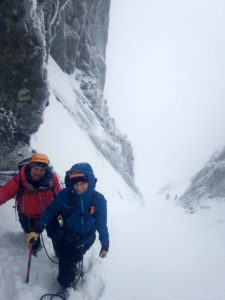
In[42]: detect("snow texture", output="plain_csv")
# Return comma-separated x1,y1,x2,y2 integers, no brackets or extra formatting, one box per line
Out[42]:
0,58,224,300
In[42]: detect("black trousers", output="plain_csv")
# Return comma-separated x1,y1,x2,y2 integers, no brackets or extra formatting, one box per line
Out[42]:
18,214,60,253
57,236,95,288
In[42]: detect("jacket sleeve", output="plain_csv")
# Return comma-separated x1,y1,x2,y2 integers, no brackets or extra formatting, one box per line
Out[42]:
0,174,20,205
95,195,109,251
39,190,64,228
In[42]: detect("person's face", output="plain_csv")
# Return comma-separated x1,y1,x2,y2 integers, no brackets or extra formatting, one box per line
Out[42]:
30,166,46,181
73,181,88,195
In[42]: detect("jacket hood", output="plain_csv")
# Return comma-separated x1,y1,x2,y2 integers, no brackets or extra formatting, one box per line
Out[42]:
67,163,97,196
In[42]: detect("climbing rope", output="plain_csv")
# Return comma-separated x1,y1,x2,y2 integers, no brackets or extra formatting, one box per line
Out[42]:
40,291,67,300
40,234,58,264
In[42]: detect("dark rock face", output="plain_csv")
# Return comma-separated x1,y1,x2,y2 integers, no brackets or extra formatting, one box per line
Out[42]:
0,0,111,169
50,0,110,98
180,147,225,211
0,0,49,168
0,0,136,192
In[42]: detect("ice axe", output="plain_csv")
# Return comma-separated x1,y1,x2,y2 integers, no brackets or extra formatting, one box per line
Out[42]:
25,244,33,283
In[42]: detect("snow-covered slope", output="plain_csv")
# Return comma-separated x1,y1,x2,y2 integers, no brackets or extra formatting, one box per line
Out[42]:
1,188,225,299
43,57,138,193
180,146,225,211
0,59,225,300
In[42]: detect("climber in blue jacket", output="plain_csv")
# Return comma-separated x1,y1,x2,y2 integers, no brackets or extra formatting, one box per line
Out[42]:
31,162,109,288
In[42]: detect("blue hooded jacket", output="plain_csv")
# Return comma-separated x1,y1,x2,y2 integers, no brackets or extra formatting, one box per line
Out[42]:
39,163,109,251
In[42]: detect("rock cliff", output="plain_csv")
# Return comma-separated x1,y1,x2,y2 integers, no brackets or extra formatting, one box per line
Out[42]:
180,147,225,211
0,0,136,191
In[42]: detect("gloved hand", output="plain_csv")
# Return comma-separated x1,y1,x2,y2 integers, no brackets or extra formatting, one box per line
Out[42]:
25,232,39,248
99,249,108,258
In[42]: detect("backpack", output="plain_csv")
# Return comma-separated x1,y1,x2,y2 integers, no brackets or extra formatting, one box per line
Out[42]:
17,157,32,170
9,157,32,217
16,157,32,197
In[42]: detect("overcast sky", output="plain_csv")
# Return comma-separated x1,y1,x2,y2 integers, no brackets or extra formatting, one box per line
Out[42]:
104,0,225,197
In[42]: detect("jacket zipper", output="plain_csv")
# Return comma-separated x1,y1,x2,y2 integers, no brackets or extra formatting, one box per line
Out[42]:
80,196,84,232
